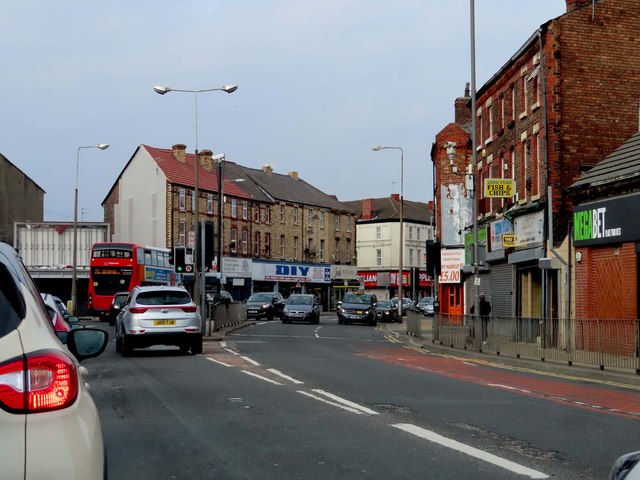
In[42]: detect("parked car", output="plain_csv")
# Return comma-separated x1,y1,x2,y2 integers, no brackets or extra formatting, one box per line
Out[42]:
40,292,83,343
0,242,109,479
246,292,285,320
609,451,640,479
376,299,400,323
417,296,435,316
115,285,202,355
391,297,413,315
206,290,234,304
107,291,130,326
337,291,378,326
281,294,320,324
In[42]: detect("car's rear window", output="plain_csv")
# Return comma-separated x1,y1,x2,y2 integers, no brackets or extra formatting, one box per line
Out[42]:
249,293,272,302
136,291,191,306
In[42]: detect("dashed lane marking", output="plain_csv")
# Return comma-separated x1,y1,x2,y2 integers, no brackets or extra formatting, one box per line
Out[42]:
267,368,305,384
241,370,284,385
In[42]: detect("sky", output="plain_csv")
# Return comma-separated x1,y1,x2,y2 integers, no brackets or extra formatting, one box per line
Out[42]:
1,0,567,222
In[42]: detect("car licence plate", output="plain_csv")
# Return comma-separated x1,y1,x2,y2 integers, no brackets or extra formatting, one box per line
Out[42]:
154,320,176,326
248,310,258,314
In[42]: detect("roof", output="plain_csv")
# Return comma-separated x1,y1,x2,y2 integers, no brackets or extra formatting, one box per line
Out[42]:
343,197,433,224
0,153,45,193
570,131,640,190
143,145,249,198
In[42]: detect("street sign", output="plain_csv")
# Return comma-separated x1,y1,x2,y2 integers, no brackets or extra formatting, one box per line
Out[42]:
484,178,514,198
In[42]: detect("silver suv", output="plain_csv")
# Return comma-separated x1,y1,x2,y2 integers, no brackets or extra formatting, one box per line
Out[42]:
115,285,202,355
0,242,109,479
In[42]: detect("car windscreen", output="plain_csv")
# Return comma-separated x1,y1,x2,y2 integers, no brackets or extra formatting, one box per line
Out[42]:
136,291,191,306
420,297,434,304
343,293,371,304
288,296,312,306
249,293,272,302
378,300,392,308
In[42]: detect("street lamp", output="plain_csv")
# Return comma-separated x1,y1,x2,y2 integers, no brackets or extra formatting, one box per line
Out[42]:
212,153,225,308
72,143,109,316
154,84,238,328
372,145,404,319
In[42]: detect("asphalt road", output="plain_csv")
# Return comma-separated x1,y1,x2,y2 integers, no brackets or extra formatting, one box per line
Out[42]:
86,314,640,479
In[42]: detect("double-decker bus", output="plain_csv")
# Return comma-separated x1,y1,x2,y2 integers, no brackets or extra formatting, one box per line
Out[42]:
88,242,173,319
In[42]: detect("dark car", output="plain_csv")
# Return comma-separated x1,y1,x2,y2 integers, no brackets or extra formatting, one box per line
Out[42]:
417,296,435,316
246,292,285,320
107,291,129,326
391,297,413,315
376,299,400,323
281,294,320,324
337,292,378,326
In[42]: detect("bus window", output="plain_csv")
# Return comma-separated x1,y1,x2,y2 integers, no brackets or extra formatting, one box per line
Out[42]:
144,250,152,266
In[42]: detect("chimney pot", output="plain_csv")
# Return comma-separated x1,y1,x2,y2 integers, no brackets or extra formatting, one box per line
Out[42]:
172,144,187,163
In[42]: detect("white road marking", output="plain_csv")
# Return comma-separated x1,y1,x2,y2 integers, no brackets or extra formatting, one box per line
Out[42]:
220,341,227,348
463,362,477,367
224,348,240,356
488,384,532,394
207,358,233,367
297,391,365,415
314,326,322,338
392,423,549,479
311,389,379,415
241,356,261,366
241,370,284,385
267,368,305,384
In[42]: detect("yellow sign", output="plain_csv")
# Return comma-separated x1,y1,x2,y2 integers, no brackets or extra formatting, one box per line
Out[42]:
502,234,516,248
484,178,514,198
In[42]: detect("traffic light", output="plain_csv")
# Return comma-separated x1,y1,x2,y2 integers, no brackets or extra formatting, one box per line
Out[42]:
168,248,174,266
174,246,186,273
195,221,215,272
425,240,441,277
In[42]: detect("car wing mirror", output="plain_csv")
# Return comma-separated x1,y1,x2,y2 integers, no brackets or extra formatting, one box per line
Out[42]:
65,315,80,324
66,328,109,362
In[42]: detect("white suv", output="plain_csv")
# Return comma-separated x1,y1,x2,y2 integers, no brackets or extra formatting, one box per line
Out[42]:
0,242,109,479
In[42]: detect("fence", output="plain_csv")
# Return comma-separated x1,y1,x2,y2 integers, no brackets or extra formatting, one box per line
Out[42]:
205,302,247,334
433,313,640,375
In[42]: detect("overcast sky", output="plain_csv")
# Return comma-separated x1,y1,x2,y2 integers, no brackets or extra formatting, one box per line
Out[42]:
1,0,566,222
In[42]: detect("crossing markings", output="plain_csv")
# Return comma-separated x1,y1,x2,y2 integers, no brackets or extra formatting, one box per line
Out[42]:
393,424,549,479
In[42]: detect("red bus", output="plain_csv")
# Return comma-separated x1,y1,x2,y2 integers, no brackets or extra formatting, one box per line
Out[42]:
88,242,173,319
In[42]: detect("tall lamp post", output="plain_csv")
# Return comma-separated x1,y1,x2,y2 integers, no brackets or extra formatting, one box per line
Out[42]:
469,0,480,332
372,145,404,319
72,143,109,316
212,153,225,301
154,84,237,324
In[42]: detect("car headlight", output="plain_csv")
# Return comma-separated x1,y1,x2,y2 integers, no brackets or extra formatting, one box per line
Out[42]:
260,304,270,310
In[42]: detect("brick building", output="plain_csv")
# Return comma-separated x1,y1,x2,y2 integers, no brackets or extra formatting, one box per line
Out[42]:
431,0,640,321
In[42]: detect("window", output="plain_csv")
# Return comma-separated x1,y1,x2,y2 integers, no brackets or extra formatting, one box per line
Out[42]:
231,199,237,218
242,230,248,254
293,206,299,225
346,239,351,261
253,205,260,222
320,239,325,261
417,228,421,241
511,84,516,122
320,211,325,229
179,188,186,212
346,216,351,232
376,249,382,266
335,239,340,261
534,133,541,195
521,74,528,115
280,204,285,223
376,226,381,240
242,201,248,220
231,228,238,253
280,235,285,258
307,208,313,226
499,95,505,130
409,248,414,265
478,112,483,145
265,207,271,224
293,236,299,258
265,233,271,256
254,231,260,256
335,215,340,231
521,140,529,199
409,226,413,240
207,194,213,215
192,190,196,213
417,249,422,267
178,221,186,246
488,104,494,141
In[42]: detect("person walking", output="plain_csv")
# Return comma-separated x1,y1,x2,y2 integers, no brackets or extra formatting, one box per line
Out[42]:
470,293,491,343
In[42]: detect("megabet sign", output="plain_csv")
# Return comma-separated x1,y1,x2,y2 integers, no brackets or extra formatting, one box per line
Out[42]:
573,195,640,246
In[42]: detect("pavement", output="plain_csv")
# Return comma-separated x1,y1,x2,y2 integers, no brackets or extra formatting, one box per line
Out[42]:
204,312,640,389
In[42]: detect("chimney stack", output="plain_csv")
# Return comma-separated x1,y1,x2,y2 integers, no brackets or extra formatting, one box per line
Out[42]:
390,193,400,202
262,165,273,175
172,144,187,163
288,171,299,180
361,198,375,220
199,149,213,171
454,82,471,127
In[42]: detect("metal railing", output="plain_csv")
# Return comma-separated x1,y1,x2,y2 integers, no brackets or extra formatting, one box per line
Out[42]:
433,313,640,375
205,302,247,334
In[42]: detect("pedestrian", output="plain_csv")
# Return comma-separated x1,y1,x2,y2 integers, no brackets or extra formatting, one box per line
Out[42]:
470,293,491,342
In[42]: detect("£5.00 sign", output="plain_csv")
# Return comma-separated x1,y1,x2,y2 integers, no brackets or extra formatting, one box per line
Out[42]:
439,248,465,284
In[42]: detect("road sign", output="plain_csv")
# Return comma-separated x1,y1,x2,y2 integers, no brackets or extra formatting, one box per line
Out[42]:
484,178,514,198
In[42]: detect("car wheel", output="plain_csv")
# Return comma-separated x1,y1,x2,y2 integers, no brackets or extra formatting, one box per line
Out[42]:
122,333,133,356
313,316,320,324
115,328,123,353
191,337,203,355
180,344,190,354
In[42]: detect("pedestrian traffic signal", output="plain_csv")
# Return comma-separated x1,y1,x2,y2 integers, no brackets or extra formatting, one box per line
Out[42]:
425,240,441,277
174,246,186,273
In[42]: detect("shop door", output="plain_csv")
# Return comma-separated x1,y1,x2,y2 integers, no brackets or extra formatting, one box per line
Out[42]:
442,283,463,315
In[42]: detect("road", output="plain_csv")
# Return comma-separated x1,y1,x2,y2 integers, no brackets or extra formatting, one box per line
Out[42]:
86,314,640,479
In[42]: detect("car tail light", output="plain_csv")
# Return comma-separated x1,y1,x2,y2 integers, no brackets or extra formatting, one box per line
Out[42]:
181,306,197,313
129,306,148,314
0,351,78,413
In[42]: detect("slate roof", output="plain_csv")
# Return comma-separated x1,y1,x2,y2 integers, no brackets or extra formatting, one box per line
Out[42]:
570,132,640,190
343,197,433,224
